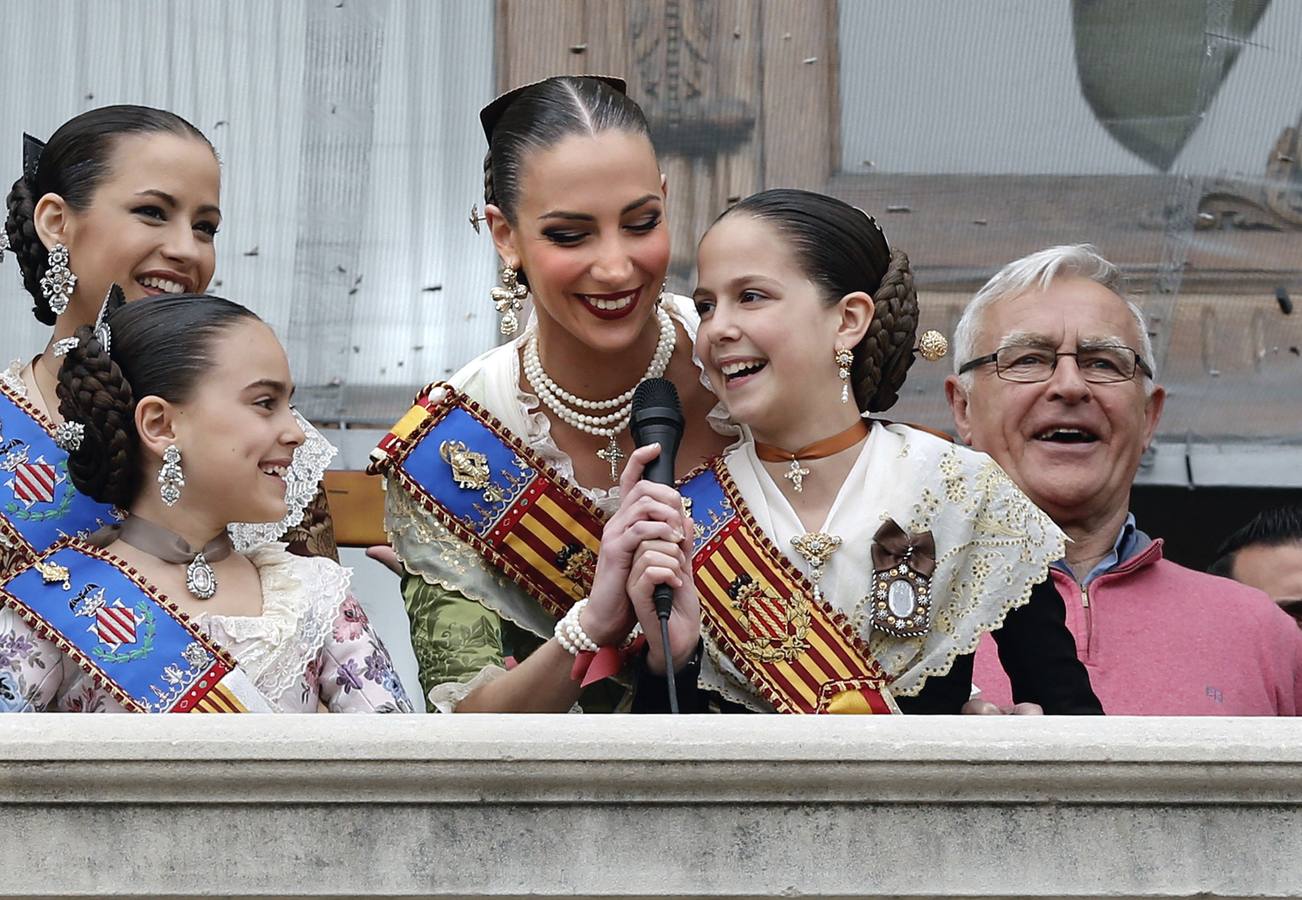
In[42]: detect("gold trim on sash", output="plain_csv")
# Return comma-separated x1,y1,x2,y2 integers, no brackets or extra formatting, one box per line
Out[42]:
370,383,605,619
0,537,267,713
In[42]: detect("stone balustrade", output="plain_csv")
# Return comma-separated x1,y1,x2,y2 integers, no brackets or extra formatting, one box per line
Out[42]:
2,715,1298,898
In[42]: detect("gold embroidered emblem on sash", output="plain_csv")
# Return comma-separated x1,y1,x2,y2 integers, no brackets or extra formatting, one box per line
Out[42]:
729,573,811,662
439,440,492,491
555,543,597,587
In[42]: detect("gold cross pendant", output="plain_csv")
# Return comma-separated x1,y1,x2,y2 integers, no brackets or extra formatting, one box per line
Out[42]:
783,458,811,493
596,435,625,482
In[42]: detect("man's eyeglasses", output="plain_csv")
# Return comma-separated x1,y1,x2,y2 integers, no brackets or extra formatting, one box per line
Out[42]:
957,345,1154,384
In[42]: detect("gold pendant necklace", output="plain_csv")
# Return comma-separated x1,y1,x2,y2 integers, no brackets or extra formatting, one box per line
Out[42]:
790,531,843,602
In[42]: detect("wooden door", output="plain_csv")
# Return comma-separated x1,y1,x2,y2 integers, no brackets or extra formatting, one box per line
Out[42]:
494,0,840,283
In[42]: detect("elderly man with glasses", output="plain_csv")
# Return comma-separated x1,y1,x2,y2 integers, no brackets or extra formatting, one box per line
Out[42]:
945,244,1302,715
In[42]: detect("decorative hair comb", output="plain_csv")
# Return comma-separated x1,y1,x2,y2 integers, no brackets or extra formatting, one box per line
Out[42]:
93,284,127,356
54,420,84,452
479,75,628,143
469,204,487,234
915,330,949,362
22,132,45,181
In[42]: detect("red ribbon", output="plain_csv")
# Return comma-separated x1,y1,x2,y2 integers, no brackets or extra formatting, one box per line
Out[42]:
570,634,648,686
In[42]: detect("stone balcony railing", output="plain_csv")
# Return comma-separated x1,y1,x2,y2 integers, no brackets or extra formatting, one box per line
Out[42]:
2,715,1299,899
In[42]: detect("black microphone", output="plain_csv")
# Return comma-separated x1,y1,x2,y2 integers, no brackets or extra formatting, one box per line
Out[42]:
630,378,686,713
630,377,685,619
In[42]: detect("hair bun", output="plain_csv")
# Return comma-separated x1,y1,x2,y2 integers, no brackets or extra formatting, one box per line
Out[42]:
857,249,919,413
4,175,55,325
54,324,139,506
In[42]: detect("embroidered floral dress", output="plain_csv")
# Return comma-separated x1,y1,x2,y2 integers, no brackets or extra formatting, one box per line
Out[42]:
0,545,412,712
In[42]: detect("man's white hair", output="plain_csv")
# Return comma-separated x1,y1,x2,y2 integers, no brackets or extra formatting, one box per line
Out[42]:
952,244,1157,389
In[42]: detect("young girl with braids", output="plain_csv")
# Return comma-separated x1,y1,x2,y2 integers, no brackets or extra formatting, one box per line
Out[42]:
628,189,1102,714
0,105,337,577
0,292,411,712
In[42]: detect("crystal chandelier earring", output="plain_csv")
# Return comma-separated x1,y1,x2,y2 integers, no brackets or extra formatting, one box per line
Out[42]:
491,265,528,336
158,445,185,507
835,347,854,404
40,244,76,316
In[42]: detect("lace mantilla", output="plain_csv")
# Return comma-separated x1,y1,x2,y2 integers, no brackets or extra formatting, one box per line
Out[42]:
869,442,1066,696
707,425,1066,706
1,360,26,397
229,410,337,552
194,544,350,710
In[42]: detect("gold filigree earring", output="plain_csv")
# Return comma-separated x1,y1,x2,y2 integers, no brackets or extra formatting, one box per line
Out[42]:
834,347,854,404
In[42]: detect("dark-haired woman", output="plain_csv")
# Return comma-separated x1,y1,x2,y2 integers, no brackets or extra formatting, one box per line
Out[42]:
624,189,1102,714
0,293,411,713
370,76,731,711
0,105,337,579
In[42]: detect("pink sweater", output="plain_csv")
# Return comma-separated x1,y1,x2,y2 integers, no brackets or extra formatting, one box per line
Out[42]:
972,539,1302,715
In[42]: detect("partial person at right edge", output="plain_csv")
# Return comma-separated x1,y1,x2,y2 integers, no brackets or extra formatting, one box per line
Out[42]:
1209,506,1302,626
948,245,1302,715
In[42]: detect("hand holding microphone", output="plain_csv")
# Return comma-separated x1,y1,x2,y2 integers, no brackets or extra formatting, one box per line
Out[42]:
581,379,694,661
628,379,700,694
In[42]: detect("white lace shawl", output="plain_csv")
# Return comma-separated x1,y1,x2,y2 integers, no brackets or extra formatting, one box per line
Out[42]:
703,425,1067,709
385,294,737,708
227,409,337,552
2,359,336,552
194,544,350,711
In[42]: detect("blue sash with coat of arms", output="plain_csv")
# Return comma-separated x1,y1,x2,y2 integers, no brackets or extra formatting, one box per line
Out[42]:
0,539,270,712
0,383,117,566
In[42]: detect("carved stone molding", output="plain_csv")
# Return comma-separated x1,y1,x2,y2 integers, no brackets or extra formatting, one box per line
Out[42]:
2,716,1301,898
1196,115,1302,231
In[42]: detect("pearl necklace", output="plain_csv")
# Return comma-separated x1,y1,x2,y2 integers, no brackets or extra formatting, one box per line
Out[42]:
523,305,676,482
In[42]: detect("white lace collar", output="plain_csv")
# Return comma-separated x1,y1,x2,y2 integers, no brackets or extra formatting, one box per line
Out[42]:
194,544,350,709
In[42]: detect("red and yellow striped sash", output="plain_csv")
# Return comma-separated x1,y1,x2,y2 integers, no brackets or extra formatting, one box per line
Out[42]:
682,463,897,715
370,384,603,618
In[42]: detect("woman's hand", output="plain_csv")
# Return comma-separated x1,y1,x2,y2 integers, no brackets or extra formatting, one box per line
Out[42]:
365,544,403,576
581,444,694,651
626,513,699,674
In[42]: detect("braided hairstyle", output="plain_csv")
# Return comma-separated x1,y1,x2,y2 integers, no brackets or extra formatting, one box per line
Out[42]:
482,77,652,289
4,106,213,325
55,293,259,507
716,189,920,413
